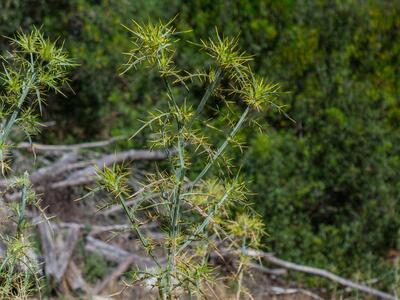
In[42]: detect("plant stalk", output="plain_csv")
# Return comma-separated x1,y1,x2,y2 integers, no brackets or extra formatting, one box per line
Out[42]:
0,75,35,143
192,106,250,187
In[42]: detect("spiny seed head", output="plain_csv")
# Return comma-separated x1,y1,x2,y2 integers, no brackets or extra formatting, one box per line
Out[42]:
96,165,130,199
7,27,74,95
201,29,252,78
228,213,265,248
17,108,41,136
189,180,225,208
233,75,280,111
122,18,178,74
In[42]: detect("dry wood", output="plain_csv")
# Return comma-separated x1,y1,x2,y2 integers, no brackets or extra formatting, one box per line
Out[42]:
37,221,81,282
37,221,58,278
247,262,287,276
56,225,81,281
242,249,398,300
93,256,136,294
59,222,130,235
1,147,173,201
85,236,155,268
50,149,172,190
17,136,125,152
267,286,324,300
0,152,77,189
101,192,161,216
64,260,87,293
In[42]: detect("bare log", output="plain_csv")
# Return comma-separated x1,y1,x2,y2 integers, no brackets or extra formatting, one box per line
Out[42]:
59,221,159,236
2,148,173,201
0,152,77,189
101,192,161,216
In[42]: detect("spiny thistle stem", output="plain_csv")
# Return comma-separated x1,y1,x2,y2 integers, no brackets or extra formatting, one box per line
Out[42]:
192,106,250,187
118,194,161,268
0,75,35,143
236,236,246,300
162,76,185,297
177,182,236,254
165,66,223,297
187,67,222,130
17,181,29,237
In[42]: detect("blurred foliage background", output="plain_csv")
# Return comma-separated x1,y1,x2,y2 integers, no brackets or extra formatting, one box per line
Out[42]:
1,0,399,290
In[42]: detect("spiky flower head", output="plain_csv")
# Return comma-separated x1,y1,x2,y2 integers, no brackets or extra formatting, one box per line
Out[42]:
96,164,131,200
122,18,179,74
233,75,280,112
3,27,75,107
228,213,265,248
201,30,252,80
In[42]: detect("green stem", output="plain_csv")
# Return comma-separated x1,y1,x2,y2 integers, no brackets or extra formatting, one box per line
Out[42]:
162,76,185,298
187,67,222,130
162,67,221,298
236,236,246,300
118,194,161,268
191,106,250,187
177,183,235,254
0,75,34,143
17,180,29,237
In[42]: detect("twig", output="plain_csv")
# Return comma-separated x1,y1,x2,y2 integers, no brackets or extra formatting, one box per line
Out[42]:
1,148,173,201
58,221,158,235
56,225,81,281
17,136,125,152
247,262,287,276
242,249,398,300
267,286,324,300
65,260,87,293
85,236,156,267
101,192,161,216
93,256,136,294
37,221,81,282
51,149,173,189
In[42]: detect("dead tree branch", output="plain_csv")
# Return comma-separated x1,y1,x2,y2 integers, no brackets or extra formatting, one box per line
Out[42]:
17,136,125,152
242,249,398,300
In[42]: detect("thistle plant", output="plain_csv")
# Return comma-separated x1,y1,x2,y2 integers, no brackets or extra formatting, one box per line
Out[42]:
0,28,73,298
96,18,284,299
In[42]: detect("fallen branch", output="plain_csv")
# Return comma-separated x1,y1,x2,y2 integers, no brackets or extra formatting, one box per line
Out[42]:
59,221,158,235
2,148,173,201
38,221,81,282
64,260,87,294
101,192,161,216
267,286,324,300
0,152,77,189
17,136,125,152
85,236,156,268
51,149,172,190
247,262,287,276
93,256,137,294
243,249,398,300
